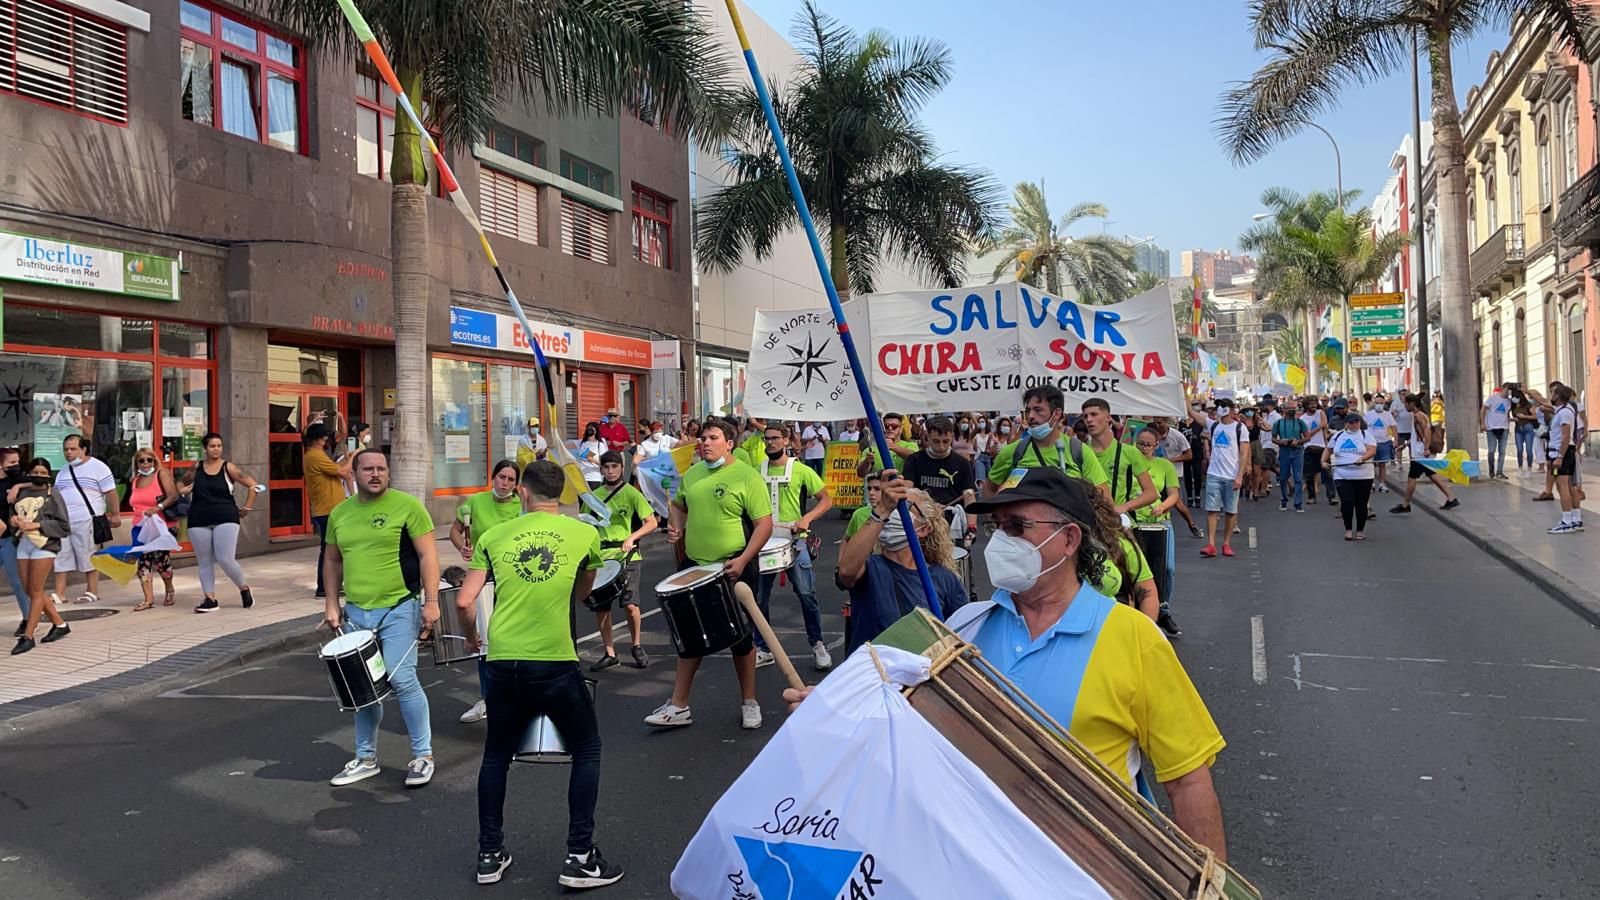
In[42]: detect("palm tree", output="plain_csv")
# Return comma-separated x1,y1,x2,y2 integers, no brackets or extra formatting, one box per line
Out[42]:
1240,188,1355,391
264,0,731,494
1132,271,1166,294
695,1,999,298
1262,323,1307,368
1215,0,1592,457
982,182,1136,301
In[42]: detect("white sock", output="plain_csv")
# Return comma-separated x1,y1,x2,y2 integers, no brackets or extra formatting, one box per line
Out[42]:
1563,511,1576,525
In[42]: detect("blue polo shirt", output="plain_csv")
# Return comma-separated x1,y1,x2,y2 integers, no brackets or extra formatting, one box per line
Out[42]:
946,582,1224,786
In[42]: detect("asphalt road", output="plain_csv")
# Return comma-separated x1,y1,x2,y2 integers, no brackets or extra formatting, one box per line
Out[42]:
2,497,1598,898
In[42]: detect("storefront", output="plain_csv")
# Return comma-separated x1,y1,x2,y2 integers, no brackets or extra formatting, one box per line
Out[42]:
696,348,748,419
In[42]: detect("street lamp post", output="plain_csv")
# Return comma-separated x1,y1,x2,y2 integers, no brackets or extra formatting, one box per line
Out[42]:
1305,122,1344,200
1301,121,1352,391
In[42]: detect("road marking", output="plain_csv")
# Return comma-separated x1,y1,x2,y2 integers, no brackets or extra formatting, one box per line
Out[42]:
1250,616,1267,685
1291,653,1302,690
137,848,288,900
1297,652,1600,672
574,607,663,644
1248,527,1257,549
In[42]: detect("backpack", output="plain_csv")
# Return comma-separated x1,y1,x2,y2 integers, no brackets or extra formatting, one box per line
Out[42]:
1007,435,1086,474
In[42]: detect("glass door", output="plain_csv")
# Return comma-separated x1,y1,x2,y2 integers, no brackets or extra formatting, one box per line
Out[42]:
267,387,355,536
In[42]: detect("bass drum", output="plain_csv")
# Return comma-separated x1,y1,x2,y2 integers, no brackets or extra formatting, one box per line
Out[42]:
654,563,750,658
432,583,494,666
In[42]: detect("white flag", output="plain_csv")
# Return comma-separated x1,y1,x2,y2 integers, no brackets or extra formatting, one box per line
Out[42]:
745,302,869,420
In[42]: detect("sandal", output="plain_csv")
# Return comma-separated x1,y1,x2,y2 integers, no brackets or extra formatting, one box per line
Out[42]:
75,591,98,604
1344,531,1354,541
163,588,176,607
133,598,155,612
1355,533,1367,541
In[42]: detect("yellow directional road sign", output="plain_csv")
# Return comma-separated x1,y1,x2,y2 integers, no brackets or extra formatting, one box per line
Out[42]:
1349,292,1405,308
1350,338,1407,353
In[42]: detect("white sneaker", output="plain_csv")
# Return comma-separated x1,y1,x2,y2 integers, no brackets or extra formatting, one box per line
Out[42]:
1548,522,1576,534
812,640,832,670
459,699,488,723
330,757,379,786
644,702,693,727
741,699,763,730
404,756,434,788
754,649,775,668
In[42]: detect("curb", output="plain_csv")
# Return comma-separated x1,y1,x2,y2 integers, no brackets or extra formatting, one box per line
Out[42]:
0,611,326,739
1386,474,1600,629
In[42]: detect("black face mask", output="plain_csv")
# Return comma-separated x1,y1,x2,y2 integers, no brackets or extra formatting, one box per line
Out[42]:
27,475,50,486
766,449,785,460
3,465,19,477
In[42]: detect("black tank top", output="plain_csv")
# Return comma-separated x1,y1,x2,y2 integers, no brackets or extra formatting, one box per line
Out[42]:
187,460,239,528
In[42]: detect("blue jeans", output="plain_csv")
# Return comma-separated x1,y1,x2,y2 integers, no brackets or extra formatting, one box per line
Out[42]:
1515,423,1538,468
344,598,432,760
1278,448,1304,508
975,455,991,486
756,540,822,647
0,539,28,618
479,660,600,855
1486,428,1509,475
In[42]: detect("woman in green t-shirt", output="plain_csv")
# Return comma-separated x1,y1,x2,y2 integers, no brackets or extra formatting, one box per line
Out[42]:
447,459,522,724
1086,488,1159,621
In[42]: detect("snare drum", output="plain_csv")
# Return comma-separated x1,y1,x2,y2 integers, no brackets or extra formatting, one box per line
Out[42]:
432,583,495,666
515,678,598,765
757,535,796,574
654,563,750,658
320,629,391,710
950,544,970,582
583,560,627,611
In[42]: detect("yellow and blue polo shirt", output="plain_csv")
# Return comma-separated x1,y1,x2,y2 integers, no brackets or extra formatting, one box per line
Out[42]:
948,582,1224,785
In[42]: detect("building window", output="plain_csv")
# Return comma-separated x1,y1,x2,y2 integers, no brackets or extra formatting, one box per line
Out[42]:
485,125,542,167
560,153,612,194
1507,144,1522,225
479,167,540,245
1562,97,1579,189
1467,191,1477,245
1537,115,1552,206
0,0,129,123
561,194,611,264
433,356,488,491
354,70,441,185
631,185,672,269
627,82,669,135
1484,165,1497,233
179,0,304,153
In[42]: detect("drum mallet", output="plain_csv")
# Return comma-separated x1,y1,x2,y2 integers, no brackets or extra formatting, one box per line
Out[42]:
732,582,805,692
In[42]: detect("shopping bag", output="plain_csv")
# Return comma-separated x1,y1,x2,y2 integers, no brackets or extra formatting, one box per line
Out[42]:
670,644,1111,899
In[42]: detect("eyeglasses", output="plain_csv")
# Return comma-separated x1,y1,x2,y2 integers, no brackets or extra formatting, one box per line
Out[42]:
990,516,1074,538
1135,442,1158,450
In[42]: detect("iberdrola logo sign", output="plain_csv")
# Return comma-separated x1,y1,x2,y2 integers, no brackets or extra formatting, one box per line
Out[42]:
0,230,179,301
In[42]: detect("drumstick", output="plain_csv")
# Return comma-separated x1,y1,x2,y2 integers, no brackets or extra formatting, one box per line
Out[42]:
731,582,805,691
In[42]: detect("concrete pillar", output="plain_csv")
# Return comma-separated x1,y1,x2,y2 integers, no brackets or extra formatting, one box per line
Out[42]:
218,326,270,555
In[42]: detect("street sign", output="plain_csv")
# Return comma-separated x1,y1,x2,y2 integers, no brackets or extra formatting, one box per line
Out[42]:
1350,308,1405,323
1349,354,1406,369
1352,323,1405,337
1349,291,1405,308
1348,294,1407,367
1349,338,1407,353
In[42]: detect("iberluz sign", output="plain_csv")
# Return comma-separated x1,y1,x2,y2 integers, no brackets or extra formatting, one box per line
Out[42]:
0,230,180,301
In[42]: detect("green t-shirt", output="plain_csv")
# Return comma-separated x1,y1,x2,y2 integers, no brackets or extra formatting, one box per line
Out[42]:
844,504,874,540
471,511,601,662
1134,457,1180,525
985,436,1109,488
862,439,919,473
593,481,655,562
326,489,435,610
677,458,773,565
457,490,522,546
733,434,767,468
1090,438,1151,507
755,456,825,525
1096,536,1155,601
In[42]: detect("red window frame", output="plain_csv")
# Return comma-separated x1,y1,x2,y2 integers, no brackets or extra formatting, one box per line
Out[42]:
0,0,131,126
353,69,445,194
179,0,306,154
631,184,672,270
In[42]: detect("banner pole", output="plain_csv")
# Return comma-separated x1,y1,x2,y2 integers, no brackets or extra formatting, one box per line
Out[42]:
720,0,943,618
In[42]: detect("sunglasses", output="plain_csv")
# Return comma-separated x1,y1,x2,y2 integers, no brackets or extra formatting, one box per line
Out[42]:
990,516,1077,538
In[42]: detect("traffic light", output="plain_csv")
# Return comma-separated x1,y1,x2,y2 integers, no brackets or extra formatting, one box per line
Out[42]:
1204,321,1217,340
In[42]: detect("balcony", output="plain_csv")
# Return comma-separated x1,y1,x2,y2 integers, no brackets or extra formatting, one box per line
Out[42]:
1425,276,1440,321
1554,166,1600,248
1469,223,1525,294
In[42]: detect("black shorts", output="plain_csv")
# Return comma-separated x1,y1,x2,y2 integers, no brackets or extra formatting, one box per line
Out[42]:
1407,461,1431,481
1555,446,1578,478
672,558,757,660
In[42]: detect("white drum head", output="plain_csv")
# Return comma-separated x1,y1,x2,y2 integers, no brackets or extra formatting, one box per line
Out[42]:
594,559,624,588
654,563,725,595
950,547,969,562
760,536,789,552
320,629,375,658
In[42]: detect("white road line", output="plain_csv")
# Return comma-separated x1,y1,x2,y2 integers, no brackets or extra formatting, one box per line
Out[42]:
1291,653,1302,691
1248,527,1257,549
1250,615,1267,685
574,607,663,644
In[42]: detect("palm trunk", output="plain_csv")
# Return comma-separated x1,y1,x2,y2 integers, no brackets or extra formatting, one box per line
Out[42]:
1428,29,1478,461
389,69,432,497
1303,306,1318,391
829,224,850,300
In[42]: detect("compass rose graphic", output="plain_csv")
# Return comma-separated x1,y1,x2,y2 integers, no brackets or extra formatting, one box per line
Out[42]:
0,379,36,425
780,333,838,391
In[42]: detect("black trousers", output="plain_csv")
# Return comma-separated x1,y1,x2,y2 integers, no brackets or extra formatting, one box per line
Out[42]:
1336,478,1373,532
478,660,600,855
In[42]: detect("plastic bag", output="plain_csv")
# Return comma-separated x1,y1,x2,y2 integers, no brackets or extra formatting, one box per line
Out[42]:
671,644,1111,899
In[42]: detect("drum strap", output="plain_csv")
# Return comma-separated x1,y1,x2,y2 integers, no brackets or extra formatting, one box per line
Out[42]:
761,457,793,523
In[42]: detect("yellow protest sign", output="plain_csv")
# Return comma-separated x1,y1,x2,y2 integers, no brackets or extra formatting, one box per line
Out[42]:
823,441,864,508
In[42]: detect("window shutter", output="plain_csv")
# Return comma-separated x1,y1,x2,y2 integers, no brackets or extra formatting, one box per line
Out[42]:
479,168,539,245
561,195,612,264
2,0,129,123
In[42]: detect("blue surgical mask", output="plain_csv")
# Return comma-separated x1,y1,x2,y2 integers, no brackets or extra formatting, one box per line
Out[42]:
705,456,726,470
1026,422,1053,441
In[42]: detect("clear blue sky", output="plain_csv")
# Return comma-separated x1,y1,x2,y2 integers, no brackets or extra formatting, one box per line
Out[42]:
740,0,1507,274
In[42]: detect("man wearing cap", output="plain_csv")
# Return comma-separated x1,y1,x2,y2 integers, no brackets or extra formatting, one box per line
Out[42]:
1200,398,1248,558
303,423,351,599
784,466,1229,859
598,408,631,453
516,417,549,471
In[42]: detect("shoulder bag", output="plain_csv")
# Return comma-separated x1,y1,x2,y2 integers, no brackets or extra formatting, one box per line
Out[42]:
67,464,113,545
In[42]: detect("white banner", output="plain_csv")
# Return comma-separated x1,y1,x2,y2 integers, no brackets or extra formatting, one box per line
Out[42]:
867,282,1186,417
745,301,869,420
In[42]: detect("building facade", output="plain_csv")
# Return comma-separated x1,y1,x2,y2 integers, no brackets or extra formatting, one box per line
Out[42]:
1180,249,1254,291
1130,239,1170,279
1552,18,1600,450
0,0,693,553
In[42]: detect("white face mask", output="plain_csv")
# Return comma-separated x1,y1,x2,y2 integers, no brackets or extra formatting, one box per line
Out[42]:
984,524,1070,594
137,466,155,477
492,487,515,500
705,455,726,470
878,513,920,550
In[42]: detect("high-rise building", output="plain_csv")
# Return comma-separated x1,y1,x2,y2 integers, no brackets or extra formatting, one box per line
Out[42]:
1180,249,1255,290
1129,240,1170,278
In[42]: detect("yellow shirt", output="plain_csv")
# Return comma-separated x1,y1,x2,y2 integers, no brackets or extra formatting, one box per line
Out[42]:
303,447,345,518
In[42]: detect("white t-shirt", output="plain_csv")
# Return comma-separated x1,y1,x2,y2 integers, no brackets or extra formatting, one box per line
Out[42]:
576,439,607,481
1155,427,1191,478
1263,410,1283,430
1301,412,1328,448
801,425,830,460
637,432,674,460
838,428,860,443
1550,405,1579,456
56,456,116,522
1365,409,1396,442
1328,428,1376,480
1483,392,1512,430
1390,396,1411,432
1207,420,1247,481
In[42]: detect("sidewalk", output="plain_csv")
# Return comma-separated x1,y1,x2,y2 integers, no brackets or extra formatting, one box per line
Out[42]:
1388,451,1600,626
0,534,458,725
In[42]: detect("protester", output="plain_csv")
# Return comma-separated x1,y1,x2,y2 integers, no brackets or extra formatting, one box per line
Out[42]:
971,417,998,486
576,423,607,489
1325,412,1377,540
1512,388,1539,474
1201,399,1248,558
752,426,833,670
1081,399,1157,516
855,412,918,476
598,408,631,453
1548,384,1584,534
1389,391,1412,465
836,419,860,444
1300,396,1329,505
127,449,179,611
10,458,71,654
837,476,965,653
183,433,259,613
1133,430,1182,635
1272,397,1308,512
1321,398,1348,504
0,448,30,626
1364,394,1397,492
52,434,118,605
1181,405,1210,509
800,421,830,476
680,419,701,444
1390,393,1460,515
516,416,550,470
1481,382,1513,480
589,451,657,670
902,416,978,541
303,422,351,599
322,448,440,789
842,471,884,542
952,415,976,461
449,460,524,724
983,386,1110,498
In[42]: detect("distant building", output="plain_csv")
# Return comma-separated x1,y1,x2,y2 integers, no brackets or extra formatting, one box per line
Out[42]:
1129,240,1170,278
1180,249,1255,290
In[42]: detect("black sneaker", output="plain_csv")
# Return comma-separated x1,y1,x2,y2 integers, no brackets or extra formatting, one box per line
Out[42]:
477,849,512,885
1389,504,1412,514
1441,498,1461,511
40,623,70,643
241,588,254,609
1157,613,1182,637
589,654,620,672
195,598,220,614
559,846,624,890
631,645,649,669
10,636,34,655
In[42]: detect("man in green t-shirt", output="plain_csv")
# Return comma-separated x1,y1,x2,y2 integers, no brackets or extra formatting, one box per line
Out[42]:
854,412,919,477
454,460,623,889
1133,429,1184,638
647,417,773,731
587,451,658,672
732,416,768,467
842,472,883,540
751,424,834,672
321,449,441,790
1081,398,1157,516
982,385,1110,499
